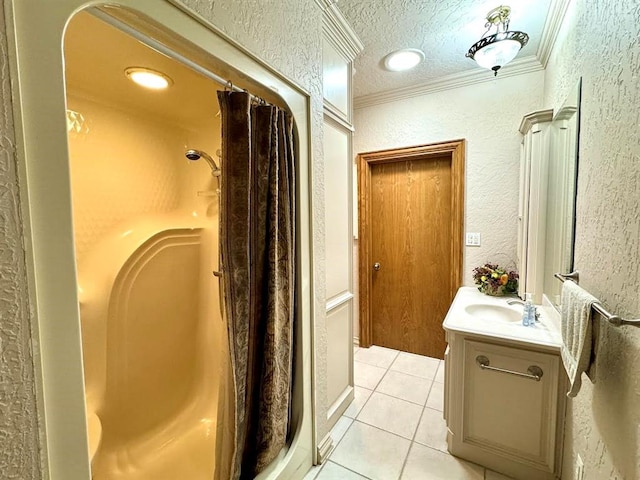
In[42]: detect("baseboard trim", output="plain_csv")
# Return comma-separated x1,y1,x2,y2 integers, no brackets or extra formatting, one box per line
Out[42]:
316,433,334,464
353,336,360,347
327,385,354,429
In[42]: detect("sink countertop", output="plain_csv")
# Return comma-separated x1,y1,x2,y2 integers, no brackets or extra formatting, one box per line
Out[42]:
443,287,563,350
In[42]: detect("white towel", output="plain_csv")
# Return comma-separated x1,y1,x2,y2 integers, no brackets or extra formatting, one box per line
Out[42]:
560,280,598,397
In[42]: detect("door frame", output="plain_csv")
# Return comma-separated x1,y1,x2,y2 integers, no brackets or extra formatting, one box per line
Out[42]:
357,140,465,348
6,2,314,478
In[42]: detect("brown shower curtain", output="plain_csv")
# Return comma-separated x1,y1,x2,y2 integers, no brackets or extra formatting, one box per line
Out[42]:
217,91,296,480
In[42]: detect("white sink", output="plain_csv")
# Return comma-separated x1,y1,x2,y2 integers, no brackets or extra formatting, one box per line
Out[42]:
443,287,562,349
464,303,522,323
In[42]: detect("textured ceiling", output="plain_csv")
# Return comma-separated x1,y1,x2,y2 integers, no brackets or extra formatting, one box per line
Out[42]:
337,0,552,98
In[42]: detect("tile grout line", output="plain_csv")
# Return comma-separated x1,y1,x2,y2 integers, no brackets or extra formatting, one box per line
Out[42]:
358,371,438,440
364,387,431,408
397,378,436,479
329,419,405,477
400,361,489,479
309,464,322,480
318,418,356,477
352,348,449,479
376,364,440,406
376,349,435,480
351,349,397,419
355,348,400,391
328,416,355,452
400,358,446,476
343,419,417,443
329,347,400,477
387,366,442,381
325,460,375,480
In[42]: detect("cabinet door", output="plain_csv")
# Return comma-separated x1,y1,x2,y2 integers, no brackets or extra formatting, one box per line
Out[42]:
462,340,560,472
322,38,351,121
517,110,553,303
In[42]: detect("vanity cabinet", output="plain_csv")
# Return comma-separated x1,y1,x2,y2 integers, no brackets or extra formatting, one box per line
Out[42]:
518,110,553,304
444,329,565,480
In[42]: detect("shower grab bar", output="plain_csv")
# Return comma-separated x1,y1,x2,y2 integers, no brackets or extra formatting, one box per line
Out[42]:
476,355,543,381
554,272,640,327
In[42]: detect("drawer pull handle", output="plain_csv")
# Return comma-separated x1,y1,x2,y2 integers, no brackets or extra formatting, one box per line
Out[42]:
476,355,543,381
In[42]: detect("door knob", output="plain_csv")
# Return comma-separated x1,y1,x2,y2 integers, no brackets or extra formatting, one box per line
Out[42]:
373,262,381,271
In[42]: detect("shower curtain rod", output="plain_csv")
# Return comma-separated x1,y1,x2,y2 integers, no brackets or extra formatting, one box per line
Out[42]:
88,7,272,105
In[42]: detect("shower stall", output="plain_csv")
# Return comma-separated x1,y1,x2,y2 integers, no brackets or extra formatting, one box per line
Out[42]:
8,2,313,479
65,11,231,478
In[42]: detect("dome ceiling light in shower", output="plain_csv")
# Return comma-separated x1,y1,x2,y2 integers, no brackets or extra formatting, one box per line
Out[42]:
125,67,173,90
466,5,529,76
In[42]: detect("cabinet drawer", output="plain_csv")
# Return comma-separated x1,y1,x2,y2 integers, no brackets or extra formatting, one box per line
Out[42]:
462,340,560,471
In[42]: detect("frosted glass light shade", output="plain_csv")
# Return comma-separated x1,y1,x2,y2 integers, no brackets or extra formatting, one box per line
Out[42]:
384,49,424,71
473,39,522,70
466,25,529,75
125,67,173,89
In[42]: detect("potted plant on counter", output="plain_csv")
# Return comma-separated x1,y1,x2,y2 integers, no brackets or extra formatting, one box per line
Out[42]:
472,263,518,296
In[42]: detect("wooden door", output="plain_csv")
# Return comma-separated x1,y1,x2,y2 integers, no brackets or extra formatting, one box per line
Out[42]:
358,141,464,359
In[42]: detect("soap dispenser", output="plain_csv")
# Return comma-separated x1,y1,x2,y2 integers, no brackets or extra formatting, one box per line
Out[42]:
522,293,533,326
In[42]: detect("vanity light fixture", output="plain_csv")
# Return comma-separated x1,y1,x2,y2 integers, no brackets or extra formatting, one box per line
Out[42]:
125,67,173,90
466,5,529,76
383,48,425,72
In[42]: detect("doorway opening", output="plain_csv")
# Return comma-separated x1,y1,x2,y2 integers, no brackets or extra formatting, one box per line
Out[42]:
8,1,313,478
357,140,465,359
65,10,227,479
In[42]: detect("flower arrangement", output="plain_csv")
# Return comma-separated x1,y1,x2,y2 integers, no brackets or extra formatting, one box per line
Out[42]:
472,263,519,296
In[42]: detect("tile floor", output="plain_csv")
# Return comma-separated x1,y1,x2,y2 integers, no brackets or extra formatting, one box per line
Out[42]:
303,345,513,480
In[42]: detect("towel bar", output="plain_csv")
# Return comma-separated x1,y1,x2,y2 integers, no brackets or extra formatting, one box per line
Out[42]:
476,355,544,382
554,272,640,327
476,355,543,381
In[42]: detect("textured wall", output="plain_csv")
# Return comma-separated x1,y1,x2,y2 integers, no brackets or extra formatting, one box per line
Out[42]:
179,0,329,444
353,71,545,286
542,0,640,478
0,0,327,477
0,4,44,479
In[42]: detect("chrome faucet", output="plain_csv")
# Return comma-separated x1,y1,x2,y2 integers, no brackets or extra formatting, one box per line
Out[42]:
506,299,525,306
507,298,540,321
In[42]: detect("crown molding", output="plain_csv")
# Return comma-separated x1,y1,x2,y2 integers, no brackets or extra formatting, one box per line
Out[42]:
354,56,543,110
316,0,363,61
536,0,572,67
352,0,572,110
519,109,554,134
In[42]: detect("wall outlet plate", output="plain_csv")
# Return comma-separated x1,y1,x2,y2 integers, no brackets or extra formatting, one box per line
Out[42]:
465,232,481,246
576,454,585,480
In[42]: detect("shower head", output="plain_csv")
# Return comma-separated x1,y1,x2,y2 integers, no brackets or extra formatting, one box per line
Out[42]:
185,149,221,176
